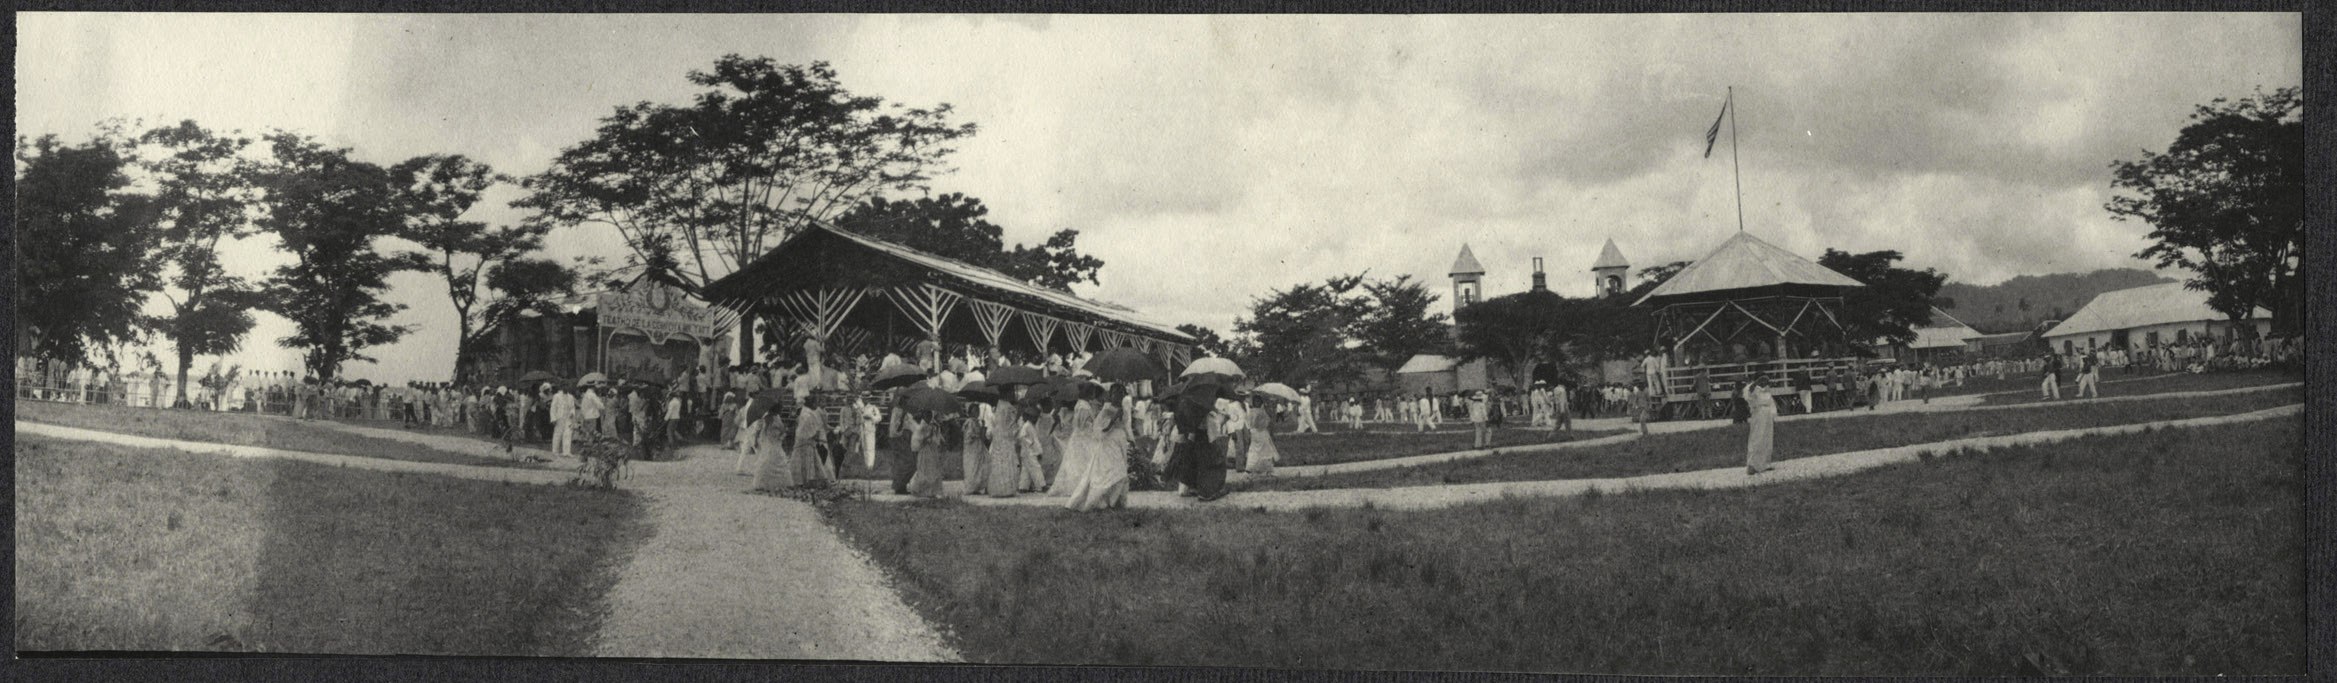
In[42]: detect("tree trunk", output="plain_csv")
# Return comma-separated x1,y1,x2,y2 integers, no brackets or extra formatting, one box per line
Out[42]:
173,345,194,409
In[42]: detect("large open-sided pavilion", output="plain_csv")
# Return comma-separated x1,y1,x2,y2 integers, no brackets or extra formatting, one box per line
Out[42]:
702,222,1199,373
1634,231,1867,415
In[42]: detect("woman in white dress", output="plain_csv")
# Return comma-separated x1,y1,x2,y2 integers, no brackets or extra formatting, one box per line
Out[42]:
1245,395,1281,475
1047,401,1087,497
1743,372,1777,475
985,386,1026,498
1065,383,1130,511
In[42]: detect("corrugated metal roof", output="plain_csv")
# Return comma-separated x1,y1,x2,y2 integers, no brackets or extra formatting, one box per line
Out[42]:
1591,238,1629,269
1633,231,1865,304
1397,354,1459,374
1449,244,1486,276
1907,308,1982,349
2042,282,2268,339
707,221,1192,343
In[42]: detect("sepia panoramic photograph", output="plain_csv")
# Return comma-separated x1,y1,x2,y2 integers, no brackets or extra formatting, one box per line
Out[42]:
11,10,2309,676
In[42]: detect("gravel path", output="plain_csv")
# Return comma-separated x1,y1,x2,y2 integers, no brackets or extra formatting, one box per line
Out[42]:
837,381,2302,495
854,402,2301,512
17,420,959,662
14,421,570,485
585,445,957,661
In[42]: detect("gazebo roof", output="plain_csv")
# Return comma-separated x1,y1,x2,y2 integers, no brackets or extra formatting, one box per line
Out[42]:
701,221,1192,344
1633,231,1865,306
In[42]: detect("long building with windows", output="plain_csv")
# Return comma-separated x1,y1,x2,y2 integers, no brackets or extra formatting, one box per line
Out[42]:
2040,282,2270,353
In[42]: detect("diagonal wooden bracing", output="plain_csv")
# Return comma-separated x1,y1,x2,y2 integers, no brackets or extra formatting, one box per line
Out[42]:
1022,314,1060,354
772,287,870,342
886,284,963,342
1061,321,1094,354
964,299,1018,350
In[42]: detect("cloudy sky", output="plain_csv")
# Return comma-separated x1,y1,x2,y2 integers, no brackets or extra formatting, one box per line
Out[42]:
16,12,2300,383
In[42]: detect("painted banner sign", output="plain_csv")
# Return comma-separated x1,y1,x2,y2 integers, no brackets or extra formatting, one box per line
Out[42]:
597,281,720,344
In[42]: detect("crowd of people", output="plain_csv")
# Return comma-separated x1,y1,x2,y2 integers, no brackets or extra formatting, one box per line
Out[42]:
714,339,1308,507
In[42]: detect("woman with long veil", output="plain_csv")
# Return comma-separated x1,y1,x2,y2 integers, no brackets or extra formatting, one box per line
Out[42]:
1065,383,1131,511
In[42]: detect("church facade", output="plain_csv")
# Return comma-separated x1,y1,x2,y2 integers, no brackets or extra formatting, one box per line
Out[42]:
1395,239,1638,394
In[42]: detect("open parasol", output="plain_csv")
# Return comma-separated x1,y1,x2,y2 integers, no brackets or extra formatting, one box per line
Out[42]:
897,385,963,418
1081,347,1163,383
871,361,929,390
1251,382,1302,403
577,372,608,385
954,379,999,402
986,365,1047,387
1180,356,1245,386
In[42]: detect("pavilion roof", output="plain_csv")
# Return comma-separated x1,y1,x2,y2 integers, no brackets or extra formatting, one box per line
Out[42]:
1633,231,1865,306
701,221,1193,344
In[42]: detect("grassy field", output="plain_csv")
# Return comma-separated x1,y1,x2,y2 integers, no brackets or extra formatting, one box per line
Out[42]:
1979,369,2300,406
17,400,534,469
1246,386,2303,491
1273,426,1629,467
14,436,652,655
823,419,2304,675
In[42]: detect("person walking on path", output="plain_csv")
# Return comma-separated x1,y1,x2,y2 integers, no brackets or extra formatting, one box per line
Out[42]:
961,398,991,497
1292,389,1319,434
664,389,684,445
1065,383,1131,511
551,385,578,459
1244,395,1280,476
2040,353,2064,401
1467,390,1491,449
1413,393,1434,432
718,389,742,451
903,411,946,498
1627,381,1651,436
1743,372,1777,475
2076,350,2101,398
986,386,1029,498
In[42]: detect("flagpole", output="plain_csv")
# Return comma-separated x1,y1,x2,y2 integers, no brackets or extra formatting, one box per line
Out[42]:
1729,86,1744,233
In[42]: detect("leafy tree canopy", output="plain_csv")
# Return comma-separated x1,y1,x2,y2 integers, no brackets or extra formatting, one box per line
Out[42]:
833,192,1103,292
1818,248,1946,347
14,133,165,366
256,132,430,380
2107,86,2301,333
519,55,978,290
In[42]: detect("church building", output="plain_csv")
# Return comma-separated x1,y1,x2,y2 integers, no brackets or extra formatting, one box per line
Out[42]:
1394,239,1635,395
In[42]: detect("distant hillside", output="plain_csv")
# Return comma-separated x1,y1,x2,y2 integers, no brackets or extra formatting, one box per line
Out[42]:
1936,268,2176,334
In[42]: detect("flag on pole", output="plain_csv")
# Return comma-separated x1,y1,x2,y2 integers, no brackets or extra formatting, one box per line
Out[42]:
1702,95,1729,158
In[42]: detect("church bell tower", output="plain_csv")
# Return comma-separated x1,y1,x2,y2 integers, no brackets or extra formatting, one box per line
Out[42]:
1449,243,1486,317
1592,238,1631,298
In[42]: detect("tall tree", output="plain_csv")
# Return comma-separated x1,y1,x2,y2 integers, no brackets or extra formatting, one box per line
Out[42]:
1624,260,1693,301
1450,290,1583,389
1818,249,1947,347
519,55,978,358
834,193,1103,291
1174,323,1241,360
1352,275,1450,373
137,121,268,407
2107,86,2302,334
14,132,165,367
390,153,550,379
1234,275,1371,389
255,133,428,380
